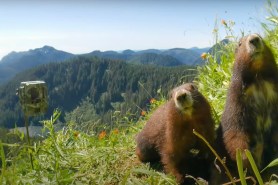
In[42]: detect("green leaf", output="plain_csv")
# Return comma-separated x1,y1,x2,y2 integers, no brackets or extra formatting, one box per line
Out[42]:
132,168,158,176
0,140,5,184
236,149,247,185
244,150,264,185
261,158,278,173
0,140,6,170
267,16,278,24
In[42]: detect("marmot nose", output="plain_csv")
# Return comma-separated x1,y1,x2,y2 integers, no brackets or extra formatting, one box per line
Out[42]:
249,35,261,48
177,94,187,101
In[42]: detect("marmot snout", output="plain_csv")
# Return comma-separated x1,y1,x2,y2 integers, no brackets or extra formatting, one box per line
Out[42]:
173,84,195,112
246,33,263,55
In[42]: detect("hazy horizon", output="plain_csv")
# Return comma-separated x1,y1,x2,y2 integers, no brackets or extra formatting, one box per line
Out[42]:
0,0,270,60
0,44,212,60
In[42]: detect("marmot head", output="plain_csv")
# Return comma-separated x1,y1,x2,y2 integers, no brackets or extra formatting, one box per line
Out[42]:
235,33,275,74
171,83,198,112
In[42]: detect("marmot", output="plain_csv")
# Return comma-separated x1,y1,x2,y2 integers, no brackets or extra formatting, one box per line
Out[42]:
212,34,278,184
136,83,215,184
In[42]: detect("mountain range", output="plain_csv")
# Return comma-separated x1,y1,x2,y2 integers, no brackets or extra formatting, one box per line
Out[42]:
0,46,209,84
0,46,74,84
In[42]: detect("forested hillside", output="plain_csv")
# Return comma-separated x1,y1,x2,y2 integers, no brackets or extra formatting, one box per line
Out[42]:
126,53,183,66
86,48,206,66
0,46,206,85
0,56,195,128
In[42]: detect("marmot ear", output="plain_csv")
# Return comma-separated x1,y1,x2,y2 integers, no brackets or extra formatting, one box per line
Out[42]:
168,90,174,99
189,83,198,91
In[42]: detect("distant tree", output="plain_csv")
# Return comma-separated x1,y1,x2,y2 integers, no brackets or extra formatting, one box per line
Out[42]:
64,97,100,131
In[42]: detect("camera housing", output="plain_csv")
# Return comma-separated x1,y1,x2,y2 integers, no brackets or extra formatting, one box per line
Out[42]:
17,81,48,116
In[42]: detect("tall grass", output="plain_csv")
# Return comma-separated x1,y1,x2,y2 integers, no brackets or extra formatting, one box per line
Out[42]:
196,19,237,123
0,107,180,185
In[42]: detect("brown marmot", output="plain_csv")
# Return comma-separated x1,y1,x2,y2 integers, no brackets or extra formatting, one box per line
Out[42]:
212,34,278,184
135,83,215,184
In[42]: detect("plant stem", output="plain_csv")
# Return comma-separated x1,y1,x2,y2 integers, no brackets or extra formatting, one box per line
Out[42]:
245,150,264,185
24,115,34,170
236,149,247,185
0,139,6,183
193,129,236,185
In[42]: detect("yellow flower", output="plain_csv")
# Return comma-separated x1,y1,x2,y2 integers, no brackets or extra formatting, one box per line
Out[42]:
73,131,79,138
201,53,208,60
98,130,106,140
150,98,156,104
113,129,119,135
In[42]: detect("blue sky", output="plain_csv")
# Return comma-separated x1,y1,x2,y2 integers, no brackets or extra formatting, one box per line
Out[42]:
0,0,271,59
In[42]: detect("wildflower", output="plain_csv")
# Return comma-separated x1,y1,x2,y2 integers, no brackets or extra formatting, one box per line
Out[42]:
113,129,119,135
98,130,106,140
221,19,227,26
212,28,218,34
201,53,208,60
73,131,79,138
150,98,156,104
141,110,147,116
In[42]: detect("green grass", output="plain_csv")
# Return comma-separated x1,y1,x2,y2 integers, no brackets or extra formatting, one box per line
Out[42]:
0,108,180,185
196,18,236,123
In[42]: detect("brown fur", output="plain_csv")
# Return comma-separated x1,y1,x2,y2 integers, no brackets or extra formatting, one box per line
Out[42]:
136,83,215,184
212,34,278,184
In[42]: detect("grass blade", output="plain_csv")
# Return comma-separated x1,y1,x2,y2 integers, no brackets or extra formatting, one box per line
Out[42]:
193,129,236,185
0,140,6,183
244,150,263,185
236,149,247,185
261,158,278,173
